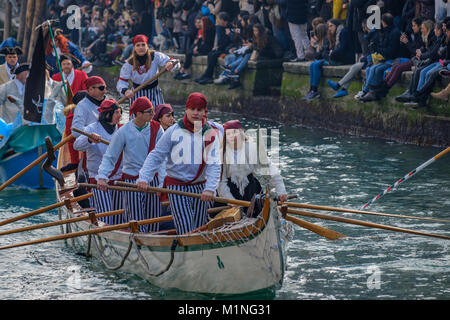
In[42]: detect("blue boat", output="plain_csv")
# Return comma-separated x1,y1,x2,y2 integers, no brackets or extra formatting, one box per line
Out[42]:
0,124,62,189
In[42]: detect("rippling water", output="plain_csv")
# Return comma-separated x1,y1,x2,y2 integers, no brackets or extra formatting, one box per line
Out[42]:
0,107,449,300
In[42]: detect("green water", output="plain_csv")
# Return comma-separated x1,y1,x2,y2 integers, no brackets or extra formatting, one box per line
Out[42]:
0,108,448,300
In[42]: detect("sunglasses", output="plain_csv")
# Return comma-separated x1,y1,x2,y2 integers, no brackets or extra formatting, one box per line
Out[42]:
142,109,154,114
93,85,106,91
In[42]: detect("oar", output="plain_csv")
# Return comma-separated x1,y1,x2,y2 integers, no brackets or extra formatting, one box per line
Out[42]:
72,127,110,145
0,192,92,227
0,215,173,251
116,59,179,105
280,202,450,223
0,134,74,192
0,209,125,236
285,207,450,240
279,205,346,240
361,147,450,210
103,182,348,240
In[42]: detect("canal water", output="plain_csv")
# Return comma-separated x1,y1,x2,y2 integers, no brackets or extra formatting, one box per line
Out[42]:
0,107,448,300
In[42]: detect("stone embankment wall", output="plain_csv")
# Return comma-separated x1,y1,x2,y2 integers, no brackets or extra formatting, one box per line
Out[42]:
97,53,450,147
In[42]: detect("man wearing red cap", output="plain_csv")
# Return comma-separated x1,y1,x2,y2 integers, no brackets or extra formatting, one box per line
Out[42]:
218,120,288,205
73,99,126,225
51,53,88,171
97,97,166,232
137,93,221,234
116,34,179,115
67,76,107,172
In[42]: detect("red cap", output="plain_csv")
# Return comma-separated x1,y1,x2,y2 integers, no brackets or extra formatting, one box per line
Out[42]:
84,76,106,89
97,99,119,114
186,92,207,110
223,120,243,131
153,104,173,121
130,96,153,115
132,34,148,46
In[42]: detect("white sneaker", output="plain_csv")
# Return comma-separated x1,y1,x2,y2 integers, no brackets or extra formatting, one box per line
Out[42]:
214,76,228,85
354,91,365,100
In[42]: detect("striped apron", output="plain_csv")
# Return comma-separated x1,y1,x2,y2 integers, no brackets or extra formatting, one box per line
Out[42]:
130,80,165,111
167,183,208,235
121,120,162,233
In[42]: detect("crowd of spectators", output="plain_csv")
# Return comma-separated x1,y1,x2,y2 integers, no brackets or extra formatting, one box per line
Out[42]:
40,0,450,100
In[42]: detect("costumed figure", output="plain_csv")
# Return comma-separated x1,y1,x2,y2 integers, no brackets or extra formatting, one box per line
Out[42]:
153,103,175,130
52,53,89,169
97,97,166,232
68,76,106,172
73,99,126,224
116,34,180,113
217,120,288,207
0,46,21,85
45,28,92,77
137,93,221,235
0,64,29,124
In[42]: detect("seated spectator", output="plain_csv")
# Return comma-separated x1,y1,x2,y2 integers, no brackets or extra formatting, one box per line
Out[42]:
326,19,379,99
217,23,283,89
405,21,450,108
175,16,215,80
396,20,445,104
302,19,354,101
380,18,424,94
357,13,403,102
305,17,325,61
195,12,233,84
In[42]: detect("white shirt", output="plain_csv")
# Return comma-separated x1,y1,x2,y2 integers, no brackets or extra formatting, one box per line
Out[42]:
71,97,100,138
73,121,122,179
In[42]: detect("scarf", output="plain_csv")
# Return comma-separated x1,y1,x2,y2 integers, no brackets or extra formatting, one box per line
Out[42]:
87,94,104,106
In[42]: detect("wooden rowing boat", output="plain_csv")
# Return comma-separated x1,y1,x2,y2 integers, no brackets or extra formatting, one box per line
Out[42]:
55,140,290,295
0,124,61,189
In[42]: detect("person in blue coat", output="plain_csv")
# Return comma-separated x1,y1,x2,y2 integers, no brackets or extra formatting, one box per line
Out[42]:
45,29,92,77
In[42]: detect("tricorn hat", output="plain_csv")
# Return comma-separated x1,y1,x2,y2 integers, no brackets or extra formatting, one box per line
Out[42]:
12,63,30,75
0,46,23,56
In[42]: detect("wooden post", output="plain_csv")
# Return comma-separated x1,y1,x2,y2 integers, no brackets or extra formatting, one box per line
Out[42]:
21,0,36,58
3,0,12,41
17,0,28,44
27,0,46,61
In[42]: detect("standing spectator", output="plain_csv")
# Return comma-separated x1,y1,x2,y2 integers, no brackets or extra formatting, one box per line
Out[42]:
435,0,450,22
287,0,310,62
317,0,333,21
402,0,417,33
418,0,436,20
333,0,348,22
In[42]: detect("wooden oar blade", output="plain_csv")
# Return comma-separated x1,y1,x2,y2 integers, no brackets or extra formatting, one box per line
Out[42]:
284,214,347,240
287,208,450,241
281,201,450,223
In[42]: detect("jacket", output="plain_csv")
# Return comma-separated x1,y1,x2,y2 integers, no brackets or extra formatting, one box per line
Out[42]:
287,0,308,24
